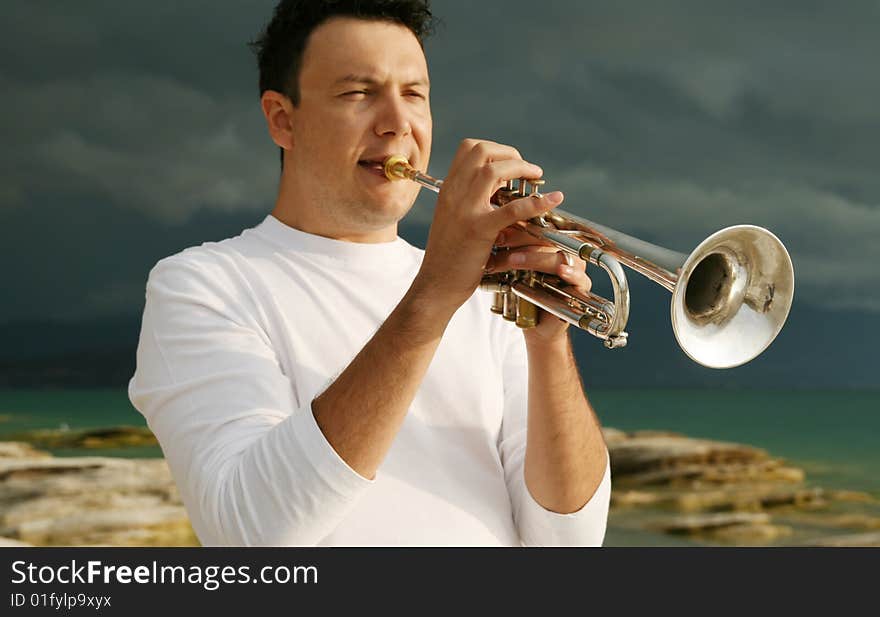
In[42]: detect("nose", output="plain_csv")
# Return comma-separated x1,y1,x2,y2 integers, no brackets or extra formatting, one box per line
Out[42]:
373,93,412,139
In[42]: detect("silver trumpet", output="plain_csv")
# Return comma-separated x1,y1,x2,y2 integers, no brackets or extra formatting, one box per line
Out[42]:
384,155,794,369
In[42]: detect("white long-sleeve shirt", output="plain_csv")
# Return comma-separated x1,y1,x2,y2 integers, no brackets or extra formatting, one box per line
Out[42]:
128,214,611,546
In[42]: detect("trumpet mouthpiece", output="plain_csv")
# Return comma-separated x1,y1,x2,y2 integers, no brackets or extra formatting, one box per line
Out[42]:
383,155,411,181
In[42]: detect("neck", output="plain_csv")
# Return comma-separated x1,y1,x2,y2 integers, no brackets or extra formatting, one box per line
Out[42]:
270,164,399,243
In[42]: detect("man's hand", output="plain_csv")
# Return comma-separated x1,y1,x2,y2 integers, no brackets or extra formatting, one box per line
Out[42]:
485,224,592,346
409,139,565,318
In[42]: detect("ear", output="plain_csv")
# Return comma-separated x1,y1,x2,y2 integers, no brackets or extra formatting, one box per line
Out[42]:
260,90,295,151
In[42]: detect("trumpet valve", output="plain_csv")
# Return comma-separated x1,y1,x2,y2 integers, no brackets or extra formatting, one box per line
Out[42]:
525,179,545,197
490,293,504,315
501,291,517,322
521,178,551,227
515,296,539,328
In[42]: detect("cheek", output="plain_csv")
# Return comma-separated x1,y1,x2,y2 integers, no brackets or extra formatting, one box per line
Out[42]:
298,109,361,155
416,119,432,158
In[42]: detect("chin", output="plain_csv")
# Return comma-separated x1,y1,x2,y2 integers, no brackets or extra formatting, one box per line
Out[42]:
342,197,408,231
364,189,417,215
375,200,415,226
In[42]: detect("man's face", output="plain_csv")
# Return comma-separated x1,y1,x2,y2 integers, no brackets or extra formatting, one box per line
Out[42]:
287,17,432,237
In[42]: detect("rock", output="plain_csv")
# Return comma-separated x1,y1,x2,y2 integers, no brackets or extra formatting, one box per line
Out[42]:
827,490,876,504
651,512,792,544
782,512,880,531
653,512,771,533
825,514,880,529
709,523,792,544
0,443,198,547
617,461,804,488
0,457,177,504
0,442,51,459
601,427,628,445
673,485,826,513
611,490,669,507
608,434,770,476
601,427,880,546
630,430,687,438
14,505,195,547
805,532,880,547
9,426,158,450
0,536,33,546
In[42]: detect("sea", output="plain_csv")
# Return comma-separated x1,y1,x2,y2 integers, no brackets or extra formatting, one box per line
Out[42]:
1,388,877,546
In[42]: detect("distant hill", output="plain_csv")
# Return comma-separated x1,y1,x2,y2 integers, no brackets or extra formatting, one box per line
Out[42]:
0,315,141,362
0,348,135,388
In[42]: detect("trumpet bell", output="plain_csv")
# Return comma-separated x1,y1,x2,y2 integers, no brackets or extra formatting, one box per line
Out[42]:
671,225,795,369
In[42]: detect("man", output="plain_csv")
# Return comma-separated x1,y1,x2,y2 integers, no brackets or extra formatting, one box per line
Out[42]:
129,0,610,546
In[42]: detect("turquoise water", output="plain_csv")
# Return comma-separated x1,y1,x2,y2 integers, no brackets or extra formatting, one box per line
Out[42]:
0,389,147,433
0,388,161,458
0,388,877,546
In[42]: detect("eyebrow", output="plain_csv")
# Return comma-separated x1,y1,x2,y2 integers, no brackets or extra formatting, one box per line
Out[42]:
333,74,429,88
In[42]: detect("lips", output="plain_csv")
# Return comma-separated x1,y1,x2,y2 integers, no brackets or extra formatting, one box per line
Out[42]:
358,159,388,179
358,155,410,179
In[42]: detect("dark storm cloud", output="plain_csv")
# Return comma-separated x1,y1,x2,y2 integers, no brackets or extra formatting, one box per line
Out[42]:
2,1,879,319
1,1,279,223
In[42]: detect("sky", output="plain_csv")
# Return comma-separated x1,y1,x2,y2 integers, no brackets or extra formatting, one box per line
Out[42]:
2,1,879,385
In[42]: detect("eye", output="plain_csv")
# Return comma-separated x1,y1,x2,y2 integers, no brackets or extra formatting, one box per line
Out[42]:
404,91,426,100
341,90,369,99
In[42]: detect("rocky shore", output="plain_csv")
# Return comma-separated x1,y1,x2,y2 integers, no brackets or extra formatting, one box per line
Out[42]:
0,426,877,546
604,428,880,546
0,438,197,547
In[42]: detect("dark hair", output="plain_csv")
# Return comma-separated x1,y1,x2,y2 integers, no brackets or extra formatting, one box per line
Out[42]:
250,0,436,166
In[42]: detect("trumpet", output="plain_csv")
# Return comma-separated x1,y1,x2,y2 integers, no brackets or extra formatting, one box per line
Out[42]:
384,155,794,369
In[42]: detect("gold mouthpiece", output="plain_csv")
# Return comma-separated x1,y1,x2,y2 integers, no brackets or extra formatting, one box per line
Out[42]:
384,155,412,181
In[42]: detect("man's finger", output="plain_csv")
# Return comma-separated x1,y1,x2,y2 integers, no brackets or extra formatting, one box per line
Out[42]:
494,225,555,249
488,192,564,229
473,159,543,201
486,248,590,288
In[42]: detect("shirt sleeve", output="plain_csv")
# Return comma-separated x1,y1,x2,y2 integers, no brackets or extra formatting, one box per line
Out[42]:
496,325,612,547
128,252,372,546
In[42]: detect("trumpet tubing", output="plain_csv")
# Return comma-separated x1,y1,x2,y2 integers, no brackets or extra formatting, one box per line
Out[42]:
384,156,794,368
